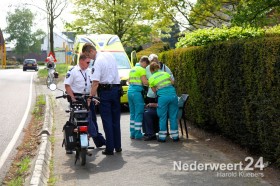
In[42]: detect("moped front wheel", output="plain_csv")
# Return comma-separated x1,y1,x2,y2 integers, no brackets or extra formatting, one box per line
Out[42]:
80,148,87,166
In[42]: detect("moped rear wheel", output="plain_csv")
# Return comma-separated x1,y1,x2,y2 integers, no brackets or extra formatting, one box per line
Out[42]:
80,148,87,166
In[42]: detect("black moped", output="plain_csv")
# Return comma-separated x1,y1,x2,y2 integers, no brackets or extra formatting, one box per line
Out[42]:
49,84,98,165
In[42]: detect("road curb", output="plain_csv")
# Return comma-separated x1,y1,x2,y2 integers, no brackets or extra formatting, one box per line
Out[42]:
30,95,52,186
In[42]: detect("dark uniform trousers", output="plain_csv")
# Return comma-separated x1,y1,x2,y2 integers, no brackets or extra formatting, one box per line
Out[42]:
89,103,106,147
70,93,106,147
143,107,159,136
98,85,121,152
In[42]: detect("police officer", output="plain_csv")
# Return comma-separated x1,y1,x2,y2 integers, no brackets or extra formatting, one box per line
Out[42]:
148,62,179,142
64,53,106,151
64,53,91,104
82,43,122,155
63,53,92,154
128,56,149,140
146,54,174,103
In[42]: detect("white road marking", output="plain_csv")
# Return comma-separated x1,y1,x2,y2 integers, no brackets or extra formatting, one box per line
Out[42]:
0,74,34,170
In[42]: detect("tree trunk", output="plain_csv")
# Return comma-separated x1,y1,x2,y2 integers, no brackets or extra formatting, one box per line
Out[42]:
49,19,55,57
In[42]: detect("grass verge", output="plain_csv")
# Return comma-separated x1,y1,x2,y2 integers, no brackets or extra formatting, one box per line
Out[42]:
2,95,45,186
47,96,57,185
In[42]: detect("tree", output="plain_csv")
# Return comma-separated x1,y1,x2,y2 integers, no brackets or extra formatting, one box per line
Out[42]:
30,29,46,53
162,22,181,48
5,8,34,59
187,0,280,29
121,24,152,47
5,8,46,60
44,0,68,55
188,0,238,29
25,0,68,55
154,0,195,31
144,0,233,31
67,0,152,46
232,0,280,27
66,0,177,47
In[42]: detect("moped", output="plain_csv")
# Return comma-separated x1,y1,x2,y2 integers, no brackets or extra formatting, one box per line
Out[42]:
49,84,98,165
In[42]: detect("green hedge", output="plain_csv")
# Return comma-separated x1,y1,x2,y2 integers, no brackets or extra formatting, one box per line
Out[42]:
176,26,265,48
176,25,280,48
161,37,280,167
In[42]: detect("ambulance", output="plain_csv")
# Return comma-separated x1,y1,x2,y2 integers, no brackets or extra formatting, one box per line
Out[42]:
72,34,133,104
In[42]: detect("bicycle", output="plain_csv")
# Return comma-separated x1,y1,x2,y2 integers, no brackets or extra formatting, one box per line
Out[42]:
46,62,58,87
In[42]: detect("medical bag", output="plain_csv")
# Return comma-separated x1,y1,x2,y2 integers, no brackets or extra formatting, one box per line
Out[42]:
62,121,76,150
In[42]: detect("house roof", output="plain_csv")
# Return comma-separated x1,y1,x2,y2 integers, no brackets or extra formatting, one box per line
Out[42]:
55,32,74,43
62,32,76,43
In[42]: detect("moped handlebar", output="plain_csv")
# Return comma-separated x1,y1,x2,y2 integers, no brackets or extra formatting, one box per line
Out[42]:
55,94,100,102
75,95,100,102
56,95,67,99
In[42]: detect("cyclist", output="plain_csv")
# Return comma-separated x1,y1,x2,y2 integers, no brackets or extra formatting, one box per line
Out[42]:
46,56,56,69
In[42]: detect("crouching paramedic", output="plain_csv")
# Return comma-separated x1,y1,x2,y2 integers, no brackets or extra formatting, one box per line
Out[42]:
148,62,179,142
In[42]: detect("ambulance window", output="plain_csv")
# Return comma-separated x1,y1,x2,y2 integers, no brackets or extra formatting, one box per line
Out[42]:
111,52,131,69
107,36,120,45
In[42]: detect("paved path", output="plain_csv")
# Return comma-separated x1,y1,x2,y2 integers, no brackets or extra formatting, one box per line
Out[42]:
51,87,270,186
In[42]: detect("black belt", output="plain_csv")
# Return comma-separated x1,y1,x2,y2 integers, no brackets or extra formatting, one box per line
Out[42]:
99,84,120,90
73,93,88,96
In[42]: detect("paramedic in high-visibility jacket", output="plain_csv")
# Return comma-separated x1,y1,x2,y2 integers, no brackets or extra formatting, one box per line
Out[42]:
128,56,150,139
146,54,174,103
148,62,179,142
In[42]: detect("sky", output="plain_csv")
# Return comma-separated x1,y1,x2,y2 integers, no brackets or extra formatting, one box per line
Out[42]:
0,0,75,35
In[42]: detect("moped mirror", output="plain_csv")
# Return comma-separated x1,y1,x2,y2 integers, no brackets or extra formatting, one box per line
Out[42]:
49,83,57,91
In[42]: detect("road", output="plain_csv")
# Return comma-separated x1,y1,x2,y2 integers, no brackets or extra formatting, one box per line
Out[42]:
48,83,271,186
0,69,36,181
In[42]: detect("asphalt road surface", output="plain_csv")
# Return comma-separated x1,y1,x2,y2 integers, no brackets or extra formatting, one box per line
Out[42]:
0,69,37,182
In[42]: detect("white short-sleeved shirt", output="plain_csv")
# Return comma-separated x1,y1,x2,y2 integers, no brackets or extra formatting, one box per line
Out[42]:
64,65,92,94
90,52,120,84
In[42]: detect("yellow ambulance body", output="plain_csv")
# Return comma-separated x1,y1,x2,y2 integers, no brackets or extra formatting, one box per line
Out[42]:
73,34,133,104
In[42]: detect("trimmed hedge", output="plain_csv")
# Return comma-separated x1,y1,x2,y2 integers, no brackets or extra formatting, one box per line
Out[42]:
176,25,280,48
161,37,280,167
176,26,265,48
